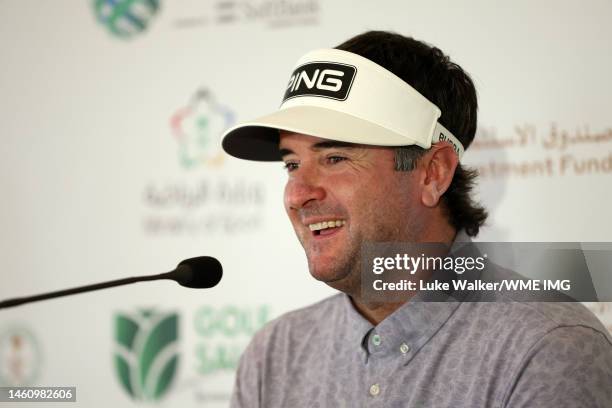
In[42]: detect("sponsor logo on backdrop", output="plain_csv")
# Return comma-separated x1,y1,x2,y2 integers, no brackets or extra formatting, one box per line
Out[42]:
192,305,270,402
171,88,235,169
0,325,42,386
93,0,161,39
112,305,270,404
466,123,612,179
173,0,320,29
141,86,265,237
113,309,179,402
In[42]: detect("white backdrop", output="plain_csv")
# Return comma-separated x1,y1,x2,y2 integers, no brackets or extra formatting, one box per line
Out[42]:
1,1,611,407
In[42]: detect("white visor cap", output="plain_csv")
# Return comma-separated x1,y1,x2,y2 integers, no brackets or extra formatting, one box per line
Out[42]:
221,49,464,161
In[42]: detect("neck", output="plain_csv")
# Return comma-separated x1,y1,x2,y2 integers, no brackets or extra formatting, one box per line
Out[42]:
349,224,457,325
350,298,405,325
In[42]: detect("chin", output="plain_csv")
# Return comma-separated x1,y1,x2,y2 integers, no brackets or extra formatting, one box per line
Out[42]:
307,259,351,284
307,265,335,282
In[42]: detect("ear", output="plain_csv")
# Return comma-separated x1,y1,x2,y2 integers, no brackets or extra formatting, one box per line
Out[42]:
421,142,459,207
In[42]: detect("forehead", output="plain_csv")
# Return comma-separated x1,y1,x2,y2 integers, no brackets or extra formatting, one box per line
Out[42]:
278,131,361,152
279,132,335,146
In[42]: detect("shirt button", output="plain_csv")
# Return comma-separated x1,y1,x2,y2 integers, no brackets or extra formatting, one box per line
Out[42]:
400,343,410,354
372,334,381,346
369,383,381,396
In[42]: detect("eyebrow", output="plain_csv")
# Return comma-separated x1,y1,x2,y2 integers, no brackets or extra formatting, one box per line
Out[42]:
279,141,357,158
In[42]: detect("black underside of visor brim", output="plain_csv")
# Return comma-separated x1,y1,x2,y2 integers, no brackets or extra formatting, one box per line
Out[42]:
222,126,282,162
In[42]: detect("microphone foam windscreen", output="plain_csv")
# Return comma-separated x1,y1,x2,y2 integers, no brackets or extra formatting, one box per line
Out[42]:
177,256,223,288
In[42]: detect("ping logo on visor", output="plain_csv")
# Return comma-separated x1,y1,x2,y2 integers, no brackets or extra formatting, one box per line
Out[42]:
282,62,356,102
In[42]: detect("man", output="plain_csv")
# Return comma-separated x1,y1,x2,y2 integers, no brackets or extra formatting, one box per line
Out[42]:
221,31,612,407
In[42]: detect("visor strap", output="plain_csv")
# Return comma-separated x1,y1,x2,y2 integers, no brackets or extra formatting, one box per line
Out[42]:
432,122,465,160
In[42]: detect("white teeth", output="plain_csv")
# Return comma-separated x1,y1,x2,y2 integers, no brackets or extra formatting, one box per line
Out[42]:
308,220,346,231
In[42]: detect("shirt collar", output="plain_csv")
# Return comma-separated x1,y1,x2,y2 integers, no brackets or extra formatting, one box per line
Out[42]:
340,293,374,355
343,229,473,362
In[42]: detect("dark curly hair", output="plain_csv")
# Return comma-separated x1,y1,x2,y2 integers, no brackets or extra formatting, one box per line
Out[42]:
336,31,487,237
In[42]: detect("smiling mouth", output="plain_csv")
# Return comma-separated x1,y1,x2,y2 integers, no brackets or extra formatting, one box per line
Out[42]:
308,220,346,236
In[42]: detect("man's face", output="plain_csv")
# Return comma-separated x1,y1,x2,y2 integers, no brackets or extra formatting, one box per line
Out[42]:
280,132,426,291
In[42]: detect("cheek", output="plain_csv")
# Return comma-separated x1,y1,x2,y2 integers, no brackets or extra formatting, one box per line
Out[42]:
360,172,420,218
283,185,298,224
283,182,291,211
334,180,379,222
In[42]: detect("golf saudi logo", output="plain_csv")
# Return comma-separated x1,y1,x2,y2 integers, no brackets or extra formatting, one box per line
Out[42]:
113,309,179,402
93,0,161,39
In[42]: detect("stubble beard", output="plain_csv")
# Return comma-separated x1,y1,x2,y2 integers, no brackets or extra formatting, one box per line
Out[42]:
305,229,363,295
296,193,422,297
304,220,413,298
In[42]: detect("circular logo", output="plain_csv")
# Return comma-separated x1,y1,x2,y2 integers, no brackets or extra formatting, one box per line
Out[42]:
94,0,161,39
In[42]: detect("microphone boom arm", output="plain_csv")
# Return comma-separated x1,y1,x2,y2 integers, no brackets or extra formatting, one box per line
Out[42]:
0,271,177,310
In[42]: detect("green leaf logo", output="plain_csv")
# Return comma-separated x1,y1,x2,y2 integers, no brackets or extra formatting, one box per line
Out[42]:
113,309,179,402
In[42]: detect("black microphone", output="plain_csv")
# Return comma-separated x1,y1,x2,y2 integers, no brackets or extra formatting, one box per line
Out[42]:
0,256,223,310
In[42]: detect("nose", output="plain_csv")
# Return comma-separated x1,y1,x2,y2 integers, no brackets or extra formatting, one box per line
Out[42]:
284,166,326,210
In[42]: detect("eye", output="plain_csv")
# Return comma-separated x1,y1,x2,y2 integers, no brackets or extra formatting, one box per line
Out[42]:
327,156,347,165
283,161,299,172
